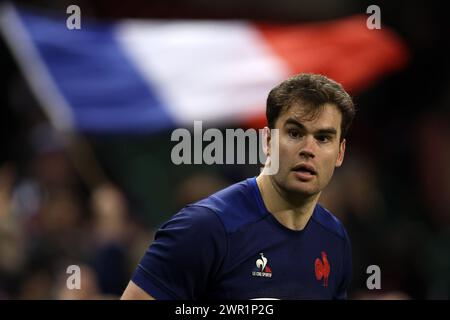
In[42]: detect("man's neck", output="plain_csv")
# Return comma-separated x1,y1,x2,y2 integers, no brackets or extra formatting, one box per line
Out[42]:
256,174,320,231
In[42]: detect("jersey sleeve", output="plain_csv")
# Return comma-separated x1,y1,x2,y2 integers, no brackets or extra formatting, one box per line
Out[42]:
335,226,353,299
131,205,227,300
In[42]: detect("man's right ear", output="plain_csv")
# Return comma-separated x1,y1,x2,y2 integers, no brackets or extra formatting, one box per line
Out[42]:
262,126,271,156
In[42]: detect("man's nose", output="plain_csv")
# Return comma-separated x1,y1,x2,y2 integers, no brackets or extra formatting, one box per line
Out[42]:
299,136,315,159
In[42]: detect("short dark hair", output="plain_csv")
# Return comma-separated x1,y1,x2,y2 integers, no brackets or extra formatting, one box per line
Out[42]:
266,73,355,140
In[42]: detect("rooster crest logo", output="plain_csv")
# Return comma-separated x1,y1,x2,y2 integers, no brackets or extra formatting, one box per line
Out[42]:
252,253,272,277
315,251,330,287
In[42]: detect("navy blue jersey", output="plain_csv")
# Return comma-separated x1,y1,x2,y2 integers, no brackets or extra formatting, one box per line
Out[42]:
132,177,352,300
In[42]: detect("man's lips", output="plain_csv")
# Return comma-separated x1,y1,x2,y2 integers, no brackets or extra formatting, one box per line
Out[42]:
291,163,317,175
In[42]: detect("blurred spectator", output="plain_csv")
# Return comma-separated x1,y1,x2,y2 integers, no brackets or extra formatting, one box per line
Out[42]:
89,183,138,297
55,264,102,300
174,172,230,209
0,163,25,298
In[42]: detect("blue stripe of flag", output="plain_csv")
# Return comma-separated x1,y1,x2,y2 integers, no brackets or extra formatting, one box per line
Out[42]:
18,9,176,134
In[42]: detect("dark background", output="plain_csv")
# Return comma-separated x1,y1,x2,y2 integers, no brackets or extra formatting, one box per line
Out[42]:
1,0,449,299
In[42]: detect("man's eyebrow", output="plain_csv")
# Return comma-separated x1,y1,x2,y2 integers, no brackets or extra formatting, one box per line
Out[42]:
284,118,337,135
316,128,337,136
284,118,305,129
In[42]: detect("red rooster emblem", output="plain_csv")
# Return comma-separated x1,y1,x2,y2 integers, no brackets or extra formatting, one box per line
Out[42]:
315,251,330,287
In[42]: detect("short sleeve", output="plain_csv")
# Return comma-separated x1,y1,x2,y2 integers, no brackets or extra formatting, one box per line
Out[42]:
131,205,227,299
335,226,353,299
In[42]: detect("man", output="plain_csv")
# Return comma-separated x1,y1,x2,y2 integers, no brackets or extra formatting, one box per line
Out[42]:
121,73,355,300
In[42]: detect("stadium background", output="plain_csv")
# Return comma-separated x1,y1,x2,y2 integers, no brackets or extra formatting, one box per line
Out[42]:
0,0,449,299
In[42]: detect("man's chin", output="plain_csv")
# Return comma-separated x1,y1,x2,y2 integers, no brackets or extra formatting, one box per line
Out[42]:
285,181,320,197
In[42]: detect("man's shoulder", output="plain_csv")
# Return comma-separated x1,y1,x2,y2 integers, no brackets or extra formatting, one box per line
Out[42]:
312,204,349,241
186,177,265,234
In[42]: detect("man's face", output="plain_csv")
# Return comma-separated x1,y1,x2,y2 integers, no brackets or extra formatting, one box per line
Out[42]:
268,103,345,197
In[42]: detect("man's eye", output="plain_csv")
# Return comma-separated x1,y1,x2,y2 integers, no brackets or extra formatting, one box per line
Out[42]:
316,135,331,143
288,129,300,138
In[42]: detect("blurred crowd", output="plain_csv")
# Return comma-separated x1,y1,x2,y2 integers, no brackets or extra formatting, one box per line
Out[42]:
0,121,238,299
0,139,153,299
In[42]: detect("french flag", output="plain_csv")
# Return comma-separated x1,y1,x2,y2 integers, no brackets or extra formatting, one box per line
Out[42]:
0,4,408,134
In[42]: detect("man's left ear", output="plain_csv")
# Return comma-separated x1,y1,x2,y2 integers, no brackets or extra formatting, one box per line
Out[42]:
336,139,346,167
